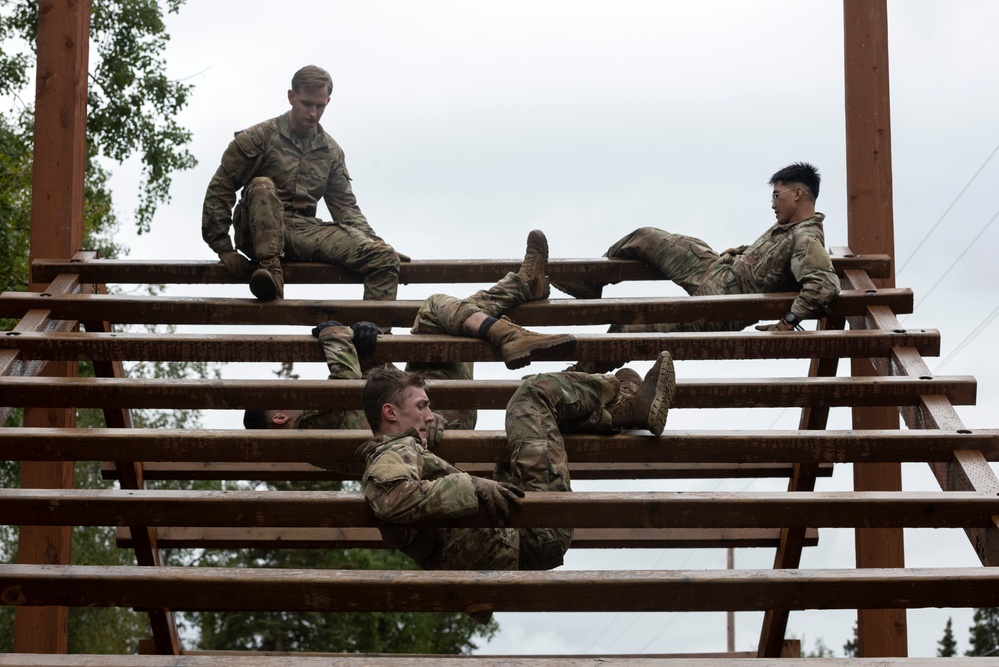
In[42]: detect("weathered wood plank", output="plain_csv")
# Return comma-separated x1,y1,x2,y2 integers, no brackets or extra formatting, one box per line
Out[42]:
0,329,940,364
5,428,995,465
0,375,976,410
2,564,997,612
1,653,992,666
115,526,818,550
29,253,893,284
107,461,823,482
0,289,914,327
3,489,997,529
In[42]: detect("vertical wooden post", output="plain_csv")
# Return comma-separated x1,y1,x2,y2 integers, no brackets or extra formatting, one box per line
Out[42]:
843,0,907,657
14,0,91,654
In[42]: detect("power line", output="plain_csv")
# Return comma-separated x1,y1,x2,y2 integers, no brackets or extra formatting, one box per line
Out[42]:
902,206,999,322
896,140,999,277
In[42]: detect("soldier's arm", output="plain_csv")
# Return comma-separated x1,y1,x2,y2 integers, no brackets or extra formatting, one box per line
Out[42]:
363,444,480,523
788,228,841,319
201,133,261,254
323,148,384,239
316,325,362,381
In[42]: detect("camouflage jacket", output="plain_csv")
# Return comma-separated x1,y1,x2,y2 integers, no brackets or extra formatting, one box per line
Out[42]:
724,213,841,319
202,111,374,255
356,430,520,570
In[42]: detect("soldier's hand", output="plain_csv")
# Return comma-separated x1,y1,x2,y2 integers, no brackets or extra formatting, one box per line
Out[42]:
311,320,343,337
471,477,525,523
720,245,747,257
218,250,252,279
425,411,448,449
397,251,412,263
350,321,380,356
755,320,794,332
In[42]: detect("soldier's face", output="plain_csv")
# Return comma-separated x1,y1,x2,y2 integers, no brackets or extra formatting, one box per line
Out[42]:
770,181,802,225
287,88,330,134
386,386,435,444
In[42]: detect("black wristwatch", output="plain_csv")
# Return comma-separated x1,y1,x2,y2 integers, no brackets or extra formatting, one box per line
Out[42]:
783,312,803,330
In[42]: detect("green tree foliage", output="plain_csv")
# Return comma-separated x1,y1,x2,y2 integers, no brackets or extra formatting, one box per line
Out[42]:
938,616,958,657
966,608,999,657
802,636,835,658
0,0,195,235
842,621,857,657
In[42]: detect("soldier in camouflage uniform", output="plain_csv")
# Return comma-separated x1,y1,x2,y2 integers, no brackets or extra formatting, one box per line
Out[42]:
244,230,574,432
553,162,841,336
202,65,402,303
356,351,674,586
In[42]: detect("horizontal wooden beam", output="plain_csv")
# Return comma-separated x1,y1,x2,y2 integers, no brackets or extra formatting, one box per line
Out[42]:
30,254,893,285
0,375,976,410
0,328,940,364
2,654,992,667
4,489,998,529
115,526,818,550
0,289,913,327
5,427,993,464
2,564,996,613
105,461,825,482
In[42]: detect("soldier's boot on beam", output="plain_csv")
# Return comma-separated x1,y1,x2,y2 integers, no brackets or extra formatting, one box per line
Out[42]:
249,256,284,301
517,229,551,300
484,316,575,370
608,351,675,436
551,276,604,300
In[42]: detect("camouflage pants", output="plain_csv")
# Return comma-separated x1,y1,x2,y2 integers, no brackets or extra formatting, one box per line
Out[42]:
605,226,753,334
234,177,400,301
405,272,534,429
499,371,620,570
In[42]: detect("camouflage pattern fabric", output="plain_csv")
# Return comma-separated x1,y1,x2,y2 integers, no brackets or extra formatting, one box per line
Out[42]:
356,371,621,571
405,271,534,429
603,216,841,333
295,325,369,431
202,111,400,301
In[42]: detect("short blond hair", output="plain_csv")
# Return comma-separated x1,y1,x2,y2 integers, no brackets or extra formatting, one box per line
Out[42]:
292,65,333,96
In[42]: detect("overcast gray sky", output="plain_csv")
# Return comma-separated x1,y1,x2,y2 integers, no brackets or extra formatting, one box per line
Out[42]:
100,0,999,657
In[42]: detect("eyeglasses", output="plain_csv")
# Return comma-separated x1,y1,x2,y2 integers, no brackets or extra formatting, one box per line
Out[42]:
771,187,800,203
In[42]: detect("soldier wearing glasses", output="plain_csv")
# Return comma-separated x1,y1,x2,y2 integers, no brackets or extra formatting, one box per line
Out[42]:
553,162,840,348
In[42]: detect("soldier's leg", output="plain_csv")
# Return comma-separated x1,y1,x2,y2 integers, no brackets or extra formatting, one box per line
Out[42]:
283,218,401,301
605,227,719,294
235,177,286,259
503,372,619,569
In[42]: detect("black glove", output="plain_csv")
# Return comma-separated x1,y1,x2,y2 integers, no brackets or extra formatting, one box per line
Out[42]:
350,321,380,356
311,320,343,337
471,477,525,523
218,250,252,279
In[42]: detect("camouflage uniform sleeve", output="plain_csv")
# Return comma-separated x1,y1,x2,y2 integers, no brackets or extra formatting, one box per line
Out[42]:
363,437,480,523
201,129,267,254
788,224,841,319
318,325,362,380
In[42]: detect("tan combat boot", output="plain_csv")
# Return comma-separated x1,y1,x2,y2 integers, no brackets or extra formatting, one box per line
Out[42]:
249,256,284,301
517,229,550,300
485,316,575,370
550,278,604,300
608,351,675,436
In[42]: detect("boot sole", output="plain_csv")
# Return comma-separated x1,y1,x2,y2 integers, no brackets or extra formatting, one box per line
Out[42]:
504,334,575,370
550,280,603,300
249,269,280,301
524,229,550,300
646,351,676,437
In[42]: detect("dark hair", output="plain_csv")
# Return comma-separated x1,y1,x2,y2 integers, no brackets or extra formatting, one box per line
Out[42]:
243,409,269,430
291,65,333,96
769,162,820,200
362,365,426,430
